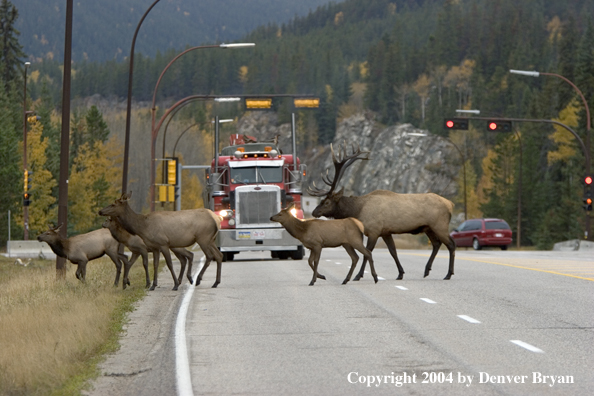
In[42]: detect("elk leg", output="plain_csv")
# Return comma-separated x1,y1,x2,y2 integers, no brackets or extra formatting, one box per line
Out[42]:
106,251,124,287
360,245,378,283
75,260,87,282
306,250,326,280
354,235,378,281
382,234,405,280
122,252,139,289
309,248,322,286
443,236,456,280
161,248,180,291
140,251,151,288
196,255,211,286
184,249,194,284
150,250,160,291
212,244,222,288
424,229,441,278
171,249,187,285
341,244,360,285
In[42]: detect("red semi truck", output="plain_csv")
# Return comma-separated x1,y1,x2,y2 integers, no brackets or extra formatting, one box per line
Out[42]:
204,132,306,261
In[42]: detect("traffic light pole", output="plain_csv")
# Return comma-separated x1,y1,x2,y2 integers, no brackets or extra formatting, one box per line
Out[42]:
461,116,591,240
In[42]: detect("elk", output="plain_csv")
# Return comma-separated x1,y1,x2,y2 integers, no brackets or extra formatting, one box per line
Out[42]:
37,224,130,286
102,217,194,289
270,204,377,286
98,192,223,290
308,143,456,280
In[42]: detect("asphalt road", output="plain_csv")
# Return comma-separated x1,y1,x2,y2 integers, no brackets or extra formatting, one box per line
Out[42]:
86,248,594,396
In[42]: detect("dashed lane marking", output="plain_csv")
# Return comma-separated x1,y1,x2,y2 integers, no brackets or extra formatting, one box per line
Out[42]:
420,298,437,304
457,315,481,324
511,340,544,353
395,286,408,290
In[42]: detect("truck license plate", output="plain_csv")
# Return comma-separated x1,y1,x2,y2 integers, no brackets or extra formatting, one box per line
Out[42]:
236,230,282,240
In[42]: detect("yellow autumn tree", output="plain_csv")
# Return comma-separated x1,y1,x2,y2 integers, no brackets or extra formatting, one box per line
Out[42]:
15,120,57,236
68,136,121,233
548,99,579,165
413,73,430,121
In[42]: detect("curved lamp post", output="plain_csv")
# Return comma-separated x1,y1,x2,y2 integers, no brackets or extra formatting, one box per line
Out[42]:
122,0,162,195
511,69,591,239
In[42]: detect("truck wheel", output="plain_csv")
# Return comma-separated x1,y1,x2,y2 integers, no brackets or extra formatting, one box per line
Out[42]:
291,246,304,260
271,251,279,259
227,252,235,261
278,251,290,260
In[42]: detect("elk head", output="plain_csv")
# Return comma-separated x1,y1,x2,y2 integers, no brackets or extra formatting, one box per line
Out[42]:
37,223,63,243
270,203,297,224
308,143,368,218
98,192,132,217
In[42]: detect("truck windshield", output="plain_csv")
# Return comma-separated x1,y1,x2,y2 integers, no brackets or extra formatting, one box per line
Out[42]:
230,167,282,184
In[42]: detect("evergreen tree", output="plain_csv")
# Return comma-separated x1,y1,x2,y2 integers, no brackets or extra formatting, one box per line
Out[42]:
0,0,25,89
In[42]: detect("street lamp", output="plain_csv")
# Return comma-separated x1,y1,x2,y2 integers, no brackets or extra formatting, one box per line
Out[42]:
510,69,592,239
509,69,591,173
22,61,31,240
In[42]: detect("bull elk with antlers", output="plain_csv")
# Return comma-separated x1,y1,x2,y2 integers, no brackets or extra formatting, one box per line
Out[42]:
308,143,456,280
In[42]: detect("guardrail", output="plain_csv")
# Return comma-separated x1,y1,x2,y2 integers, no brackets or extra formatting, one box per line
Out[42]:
6,240,56,259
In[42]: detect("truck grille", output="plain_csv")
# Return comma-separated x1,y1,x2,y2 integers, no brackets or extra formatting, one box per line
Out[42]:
235,186,280,227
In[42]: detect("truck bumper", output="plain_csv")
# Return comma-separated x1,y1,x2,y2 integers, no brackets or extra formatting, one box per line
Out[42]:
217,228,301,252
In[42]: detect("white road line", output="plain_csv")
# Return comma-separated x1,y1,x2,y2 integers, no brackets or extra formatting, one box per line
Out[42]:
457,315,481,324
335,262,342,265
420,298,437,304
510,340,544,353
377,276,386,281
395,286,408,290
175,256,205,396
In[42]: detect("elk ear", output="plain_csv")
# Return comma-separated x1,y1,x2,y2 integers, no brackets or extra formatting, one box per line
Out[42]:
54,223,63,232
285,203,296,211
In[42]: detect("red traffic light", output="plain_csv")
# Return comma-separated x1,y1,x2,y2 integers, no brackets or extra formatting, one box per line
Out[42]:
585,175,593,185
587,198,593,205
443,118,469,130
486,120,512,132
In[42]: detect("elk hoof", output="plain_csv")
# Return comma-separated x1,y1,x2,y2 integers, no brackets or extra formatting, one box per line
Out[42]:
145,282,151,288
396,274,404,280
341,279,349,285
353,274,362,281
149,284,156,291
443,273,453,280
317,274,326,280
211,282,219,288
172,285,179,291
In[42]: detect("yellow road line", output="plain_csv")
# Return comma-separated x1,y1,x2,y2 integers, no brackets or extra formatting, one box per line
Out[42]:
399,252,594,282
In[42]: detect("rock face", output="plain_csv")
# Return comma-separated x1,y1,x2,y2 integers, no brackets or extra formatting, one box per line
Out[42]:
237,111,460,200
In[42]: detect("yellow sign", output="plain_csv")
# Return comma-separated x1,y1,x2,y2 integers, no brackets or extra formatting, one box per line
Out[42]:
245,98,273,109
293,98,320,108
158,185,175,202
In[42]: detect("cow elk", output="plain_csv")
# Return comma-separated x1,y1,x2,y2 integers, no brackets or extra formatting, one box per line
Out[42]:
308,143,456,280
99,192,222,290
270,204,377,286
37,224,130,287
102,216,194,289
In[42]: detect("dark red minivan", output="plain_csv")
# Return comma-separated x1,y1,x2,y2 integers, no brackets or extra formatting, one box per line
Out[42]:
450,218,513,250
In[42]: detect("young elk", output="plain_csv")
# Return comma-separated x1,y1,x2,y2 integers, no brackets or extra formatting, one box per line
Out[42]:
270,204,377,286
37,224,130,287
102,217,194,289
99,192,222,290
309,143,456,281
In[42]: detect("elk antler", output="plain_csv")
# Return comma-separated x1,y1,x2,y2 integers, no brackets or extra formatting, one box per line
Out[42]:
307,142,369,197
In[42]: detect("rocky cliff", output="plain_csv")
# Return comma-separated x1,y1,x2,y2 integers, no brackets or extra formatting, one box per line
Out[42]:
237,111,461,201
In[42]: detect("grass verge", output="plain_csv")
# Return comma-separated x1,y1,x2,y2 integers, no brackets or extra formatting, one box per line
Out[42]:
0,255,148,395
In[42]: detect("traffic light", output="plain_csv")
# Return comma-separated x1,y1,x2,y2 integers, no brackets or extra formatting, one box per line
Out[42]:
23,170,32,206
584,175,593,211
486,120,513,132
443,118,469,130
166,157,178,185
